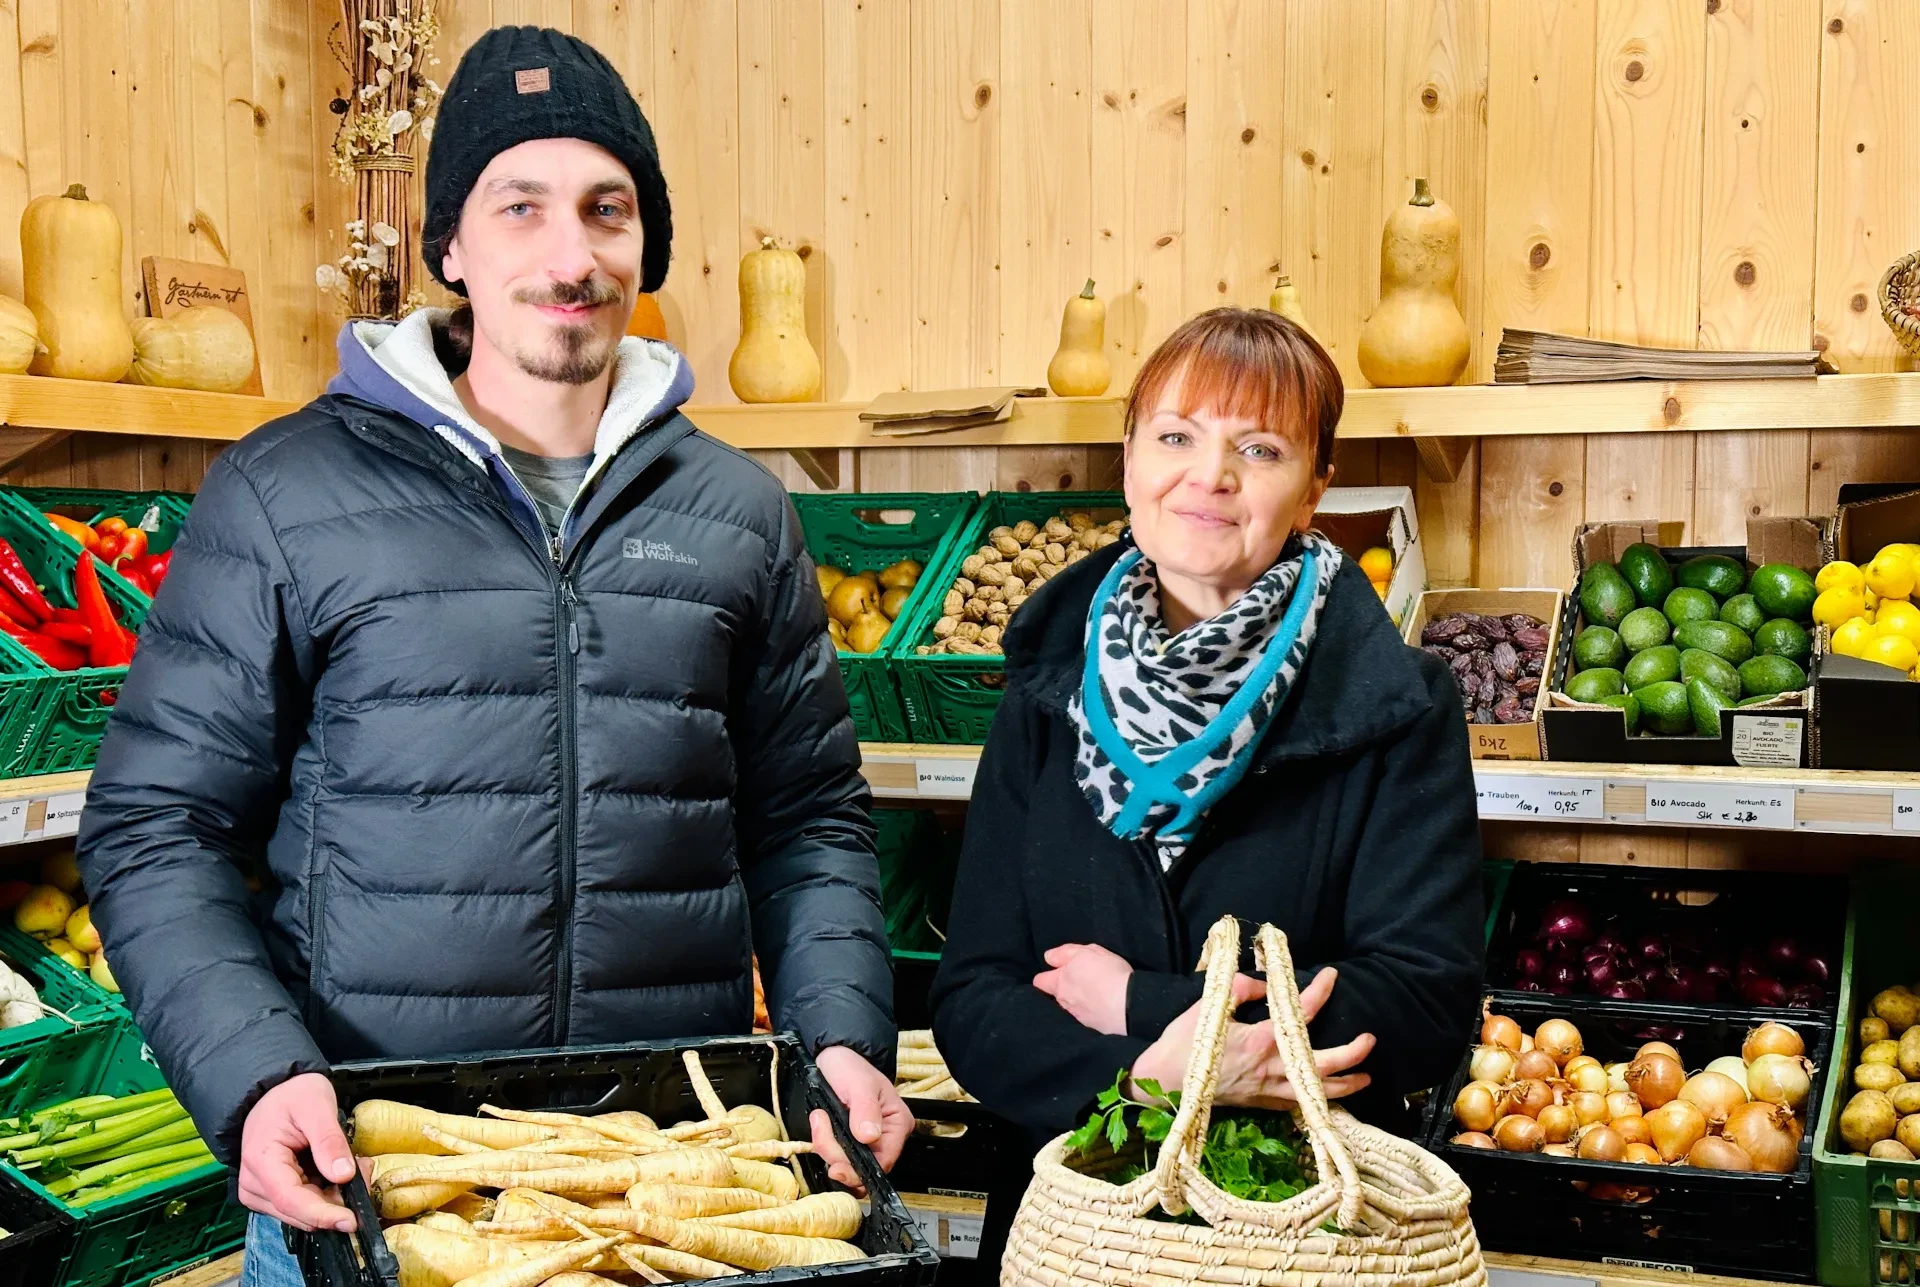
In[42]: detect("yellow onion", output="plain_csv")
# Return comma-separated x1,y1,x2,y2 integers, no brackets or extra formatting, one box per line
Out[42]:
1574,1123,1626,1162
1723,1100,1800,1174
1704,1055,1750,1095
1605,1091,1642,1121
1570,1090,1610,1127
1623,1142,1663,1165
1451,1131,1494,1149
1747,1053,1813,1111
1612,1114,1651,1147
1493,1114,1545,1153
1470,1044,1518,1084
1513,1049,1559,1082
1537,1104,1578,1144
1500,1078,1554,1120
1562,1055,1601,1078
1627,1053,1686,1109
1535,1019,1583,1067
1567,1061,1610,1096
1686,1136,1754,1171
1606,1061,1630,1093
1743,1022,1804,1064
1646,1099,1708,1163
1454,1082,1499,1133
1637,1041,1681,1063
1482,1012,1523,1052
1678,1071,1748,1126
1541,1142,1576,1158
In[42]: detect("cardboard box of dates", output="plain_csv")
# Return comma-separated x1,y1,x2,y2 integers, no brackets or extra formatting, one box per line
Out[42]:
1402,589,1564,760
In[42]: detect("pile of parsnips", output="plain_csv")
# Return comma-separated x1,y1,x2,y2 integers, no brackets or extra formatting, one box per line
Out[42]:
893,1031,972,1103
356,1051,867,1286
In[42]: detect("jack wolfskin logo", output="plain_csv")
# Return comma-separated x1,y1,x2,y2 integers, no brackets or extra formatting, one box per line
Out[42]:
623,538,698,566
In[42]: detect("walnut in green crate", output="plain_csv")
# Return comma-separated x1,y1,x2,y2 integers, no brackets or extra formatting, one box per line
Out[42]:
817,558,921,654
917,513,1124,657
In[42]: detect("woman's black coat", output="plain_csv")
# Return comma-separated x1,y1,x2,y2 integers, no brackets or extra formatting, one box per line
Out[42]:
929,542,1485,1142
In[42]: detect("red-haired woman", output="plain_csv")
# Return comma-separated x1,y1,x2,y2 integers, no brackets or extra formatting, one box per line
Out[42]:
930,308,1484,1141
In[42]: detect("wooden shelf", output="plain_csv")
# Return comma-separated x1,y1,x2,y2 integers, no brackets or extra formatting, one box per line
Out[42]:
0,373,298,441
859,743,1920,836
1483,1251,1782,1287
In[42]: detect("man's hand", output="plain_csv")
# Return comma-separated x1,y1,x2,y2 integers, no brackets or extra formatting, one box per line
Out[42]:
1130,968,1375,1111
1032,942,1134,1036
810,1045,912,1194
238,1072,358,1233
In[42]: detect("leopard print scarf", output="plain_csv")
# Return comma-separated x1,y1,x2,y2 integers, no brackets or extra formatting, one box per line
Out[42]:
1067,531,1340,868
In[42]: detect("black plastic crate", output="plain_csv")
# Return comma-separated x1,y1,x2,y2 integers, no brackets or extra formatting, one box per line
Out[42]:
0,1164,71,1287
289,1034,940,1287
1423,993,1835,1281
888,1098,1027,1287
1485,860,1844,1016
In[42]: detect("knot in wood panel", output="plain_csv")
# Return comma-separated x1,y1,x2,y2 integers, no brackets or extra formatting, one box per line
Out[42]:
1662,397,1682,425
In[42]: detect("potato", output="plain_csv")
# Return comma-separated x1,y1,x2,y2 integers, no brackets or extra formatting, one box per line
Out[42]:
1899,1114,1920,1158
1865,1040,1903,1067
1874,1139,1919,1162
1843,1090,1900,1151
1891,1083,1920,1117
1874,988,1920,1035
1012,520,1040,544
1865,1016,1893,1046
1858,1062,1908,1093
1900,1028,1920,1080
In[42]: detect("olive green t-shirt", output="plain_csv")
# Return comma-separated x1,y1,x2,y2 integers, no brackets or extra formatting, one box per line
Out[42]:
499,443,593,534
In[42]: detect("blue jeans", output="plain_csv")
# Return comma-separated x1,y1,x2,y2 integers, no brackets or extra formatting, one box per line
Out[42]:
241,1213,307,1287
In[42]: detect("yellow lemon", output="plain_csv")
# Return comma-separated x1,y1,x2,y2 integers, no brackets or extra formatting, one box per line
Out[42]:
1358,547,1394,583
1867,588,1882,615
1816,560,1866,595
1866,550,1917,601
1880,600,1920,645
1879,543,1920,565
1813,584,1870,631
1863,632,1920,674
1831,617,1879,659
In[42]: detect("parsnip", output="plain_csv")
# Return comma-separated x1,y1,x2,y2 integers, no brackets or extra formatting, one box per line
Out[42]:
724,1139,813,1160
618,1242,743,1280
384,1224,544,1287
446,1233,624,1287
627,1182,786,1218
411,1211,471,1235
377,1148,589,1192
352,1101,593,1156
624,1208,864,1272
683,1050,730,1122
369,1154,473,1220
437,1191,495,1223
695,1191,862,1240
729,1156,801,1200
393,1146,735,1195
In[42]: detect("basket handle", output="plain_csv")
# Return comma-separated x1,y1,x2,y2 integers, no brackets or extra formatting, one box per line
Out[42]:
1254,922,1364,1230
1146,916,1242,1210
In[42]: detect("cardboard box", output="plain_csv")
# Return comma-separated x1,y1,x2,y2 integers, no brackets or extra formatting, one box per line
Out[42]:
1316,485,1425,631
1401,588,1564,760
1542,518,1821,767
1815,485,1920,770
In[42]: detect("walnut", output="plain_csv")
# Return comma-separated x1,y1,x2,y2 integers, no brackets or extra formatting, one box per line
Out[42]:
1094,531,1119,548
1037,563,1063,580
980,625,1003,646
948,639,988,655
988,526,1014,541
993,535,1023,558
961,555,986,579
1044,517,1073,543
1012,520,1040,544
1011,553,1042,580
953,577,977,597
1104,519,1126,536
916,645,933,655
977,584,1004,603
977,545,1003,564
963,597,989,622
1006,591,1028,611
987,610,1011,629
1045,542,1068,565
932,616,958,639
976,563,1009,586
943,590,965,616
954,620,983,642
1075,529,1102,550
1066,546,1089,564
1003,575,1026,596
1067,512,1094,532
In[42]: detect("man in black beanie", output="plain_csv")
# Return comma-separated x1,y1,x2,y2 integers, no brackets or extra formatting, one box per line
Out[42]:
78,28,903,1281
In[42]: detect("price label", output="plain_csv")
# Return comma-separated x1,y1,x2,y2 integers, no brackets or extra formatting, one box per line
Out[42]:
1475,775,1603,820
0,800,26,847
1895,790,1920,833
39,792,85,838
1644,783,1794,829
915,758,978,800
1730,714,1804,768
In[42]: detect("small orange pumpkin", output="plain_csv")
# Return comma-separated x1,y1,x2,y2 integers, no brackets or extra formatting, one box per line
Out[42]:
627,292,668,341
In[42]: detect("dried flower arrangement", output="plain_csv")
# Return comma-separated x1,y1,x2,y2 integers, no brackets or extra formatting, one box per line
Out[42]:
316,1,442,319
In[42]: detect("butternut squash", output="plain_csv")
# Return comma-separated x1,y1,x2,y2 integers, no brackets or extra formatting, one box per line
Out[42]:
626,292,669,342
728,237,820,402
1046,279,1111,397
1267,275,1318,344
0,295,42,375
128,308,256,392
1356,178,1470,388
22,184,134,382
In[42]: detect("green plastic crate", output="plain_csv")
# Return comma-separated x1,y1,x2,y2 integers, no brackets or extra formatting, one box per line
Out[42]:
891,491,1127,744
791,491,979,743
0,928,121,1063
874,806,956,954
1815,865,1919,1287
0,1019,241,1287
0,491,150,777
5,487,191,607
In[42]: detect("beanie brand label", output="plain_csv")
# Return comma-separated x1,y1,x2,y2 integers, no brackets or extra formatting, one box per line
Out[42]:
515,67,551,94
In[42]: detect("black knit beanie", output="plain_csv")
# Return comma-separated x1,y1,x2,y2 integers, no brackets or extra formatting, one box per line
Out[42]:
422,26,672,295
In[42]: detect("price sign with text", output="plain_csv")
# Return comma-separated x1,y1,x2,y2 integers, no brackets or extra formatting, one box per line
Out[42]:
39,793,86,839
0,800,25,847
1644,783,1794,829
1476,775,1603,820
1896,790,1920,834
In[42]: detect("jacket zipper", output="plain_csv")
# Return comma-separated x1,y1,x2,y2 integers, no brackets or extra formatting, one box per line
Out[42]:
553,559,580,1043
1133,838,1184,967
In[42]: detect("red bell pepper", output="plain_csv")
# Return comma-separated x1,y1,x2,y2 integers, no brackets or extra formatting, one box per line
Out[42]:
117,528,148,564
95,531,124,562
0,617,84,670
72,552,131,667
38,622,90,647
114,565,151,596
0,541,50,624
95,517,128,538
150,551,172,587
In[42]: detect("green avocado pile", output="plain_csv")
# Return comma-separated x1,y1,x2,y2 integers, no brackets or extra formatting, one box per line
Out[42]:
1562,543,1815,737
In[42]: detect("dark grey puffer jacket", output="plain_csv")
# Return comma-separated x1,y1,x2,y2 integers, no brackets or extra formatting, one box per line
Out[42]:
77,315,892,1163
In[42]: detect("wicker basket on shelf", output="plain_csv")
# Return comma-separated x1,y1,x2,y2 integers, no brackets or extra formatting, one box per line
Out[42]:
1000,917,1485,1287
1877,251,1920,359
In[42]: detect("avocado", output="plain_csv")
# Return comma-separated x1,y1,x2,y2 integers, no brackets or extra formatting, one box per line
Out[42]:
1675,554,1748,601
1617,543,1675,610
1687,676,1734,737
1679,648,1742,703
1672,619,1755,665
1718,593,1765,635
1598,692,1641,735
1579,561,1636,630
1748,563,1818,622
1635,680,1693,735
1662,587,1719,628
1753,617,1812,667
1739,654,1808,697
1571,626,1626,671
1623,644,1681,690
1618,606,1671,653
1565,667,1626,703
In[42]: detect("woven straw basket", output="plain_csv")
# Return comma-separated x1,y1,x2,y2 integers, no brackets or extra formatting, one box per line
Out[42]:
1878,251,1920,359
1001,917,1485,1287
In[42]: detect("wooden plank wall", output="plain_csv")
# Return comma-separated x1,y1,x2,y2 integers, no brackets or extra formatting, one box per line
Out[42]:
0,0,1916,581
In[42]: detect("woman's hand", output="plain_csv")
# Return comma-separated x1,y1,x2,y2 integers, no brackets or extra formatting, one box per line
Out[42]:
1129,968,1375,1111
1033,943,1134,1035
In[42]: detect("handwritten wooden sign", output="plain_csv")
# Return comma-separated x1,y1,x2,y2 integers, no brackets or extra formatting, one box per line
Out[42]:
139,256,263,395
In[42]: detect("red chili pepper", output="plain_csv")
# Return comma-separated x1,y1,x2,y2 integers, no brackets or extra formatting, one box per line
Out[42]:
121,625,138,660
0,617,84,670
0,586,37,626
150,551,172,586
47,607,83,626
38,622,90,646
0,541,50,624
72,552,131,667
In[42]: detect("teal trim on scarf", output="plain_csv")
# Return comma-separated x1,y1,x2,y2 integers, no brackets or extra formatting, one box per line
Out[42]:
1078,545,1321,843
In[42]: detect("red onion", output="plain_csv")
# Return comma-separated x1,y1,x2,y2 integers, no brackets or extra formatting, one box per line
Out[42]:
1739,975,1788,1008
1637,965,1665,990
1800,953,1832,986
1764,935,1802,973
1601,979,1647,1001
1635,934,1667,964
1786,983,1825,1009
1515,980,1545,993
1514,948,1546,981
1539,900,1596,947
1586,956,1621,988
1548,962,1580,993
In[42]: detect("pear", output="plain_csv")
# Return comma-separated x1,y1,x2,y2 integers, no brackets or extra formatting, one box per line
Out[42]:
13,885,72,940
879,560,923,590
815,565,848,598
846,611,892,655
827,577,878,628
880,587,912,620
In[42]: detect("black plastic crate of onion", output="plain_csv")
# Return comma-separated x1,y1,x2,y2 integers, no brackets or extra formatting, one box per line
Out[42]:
1423,994,1833,1281
1484,861,1842,1011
